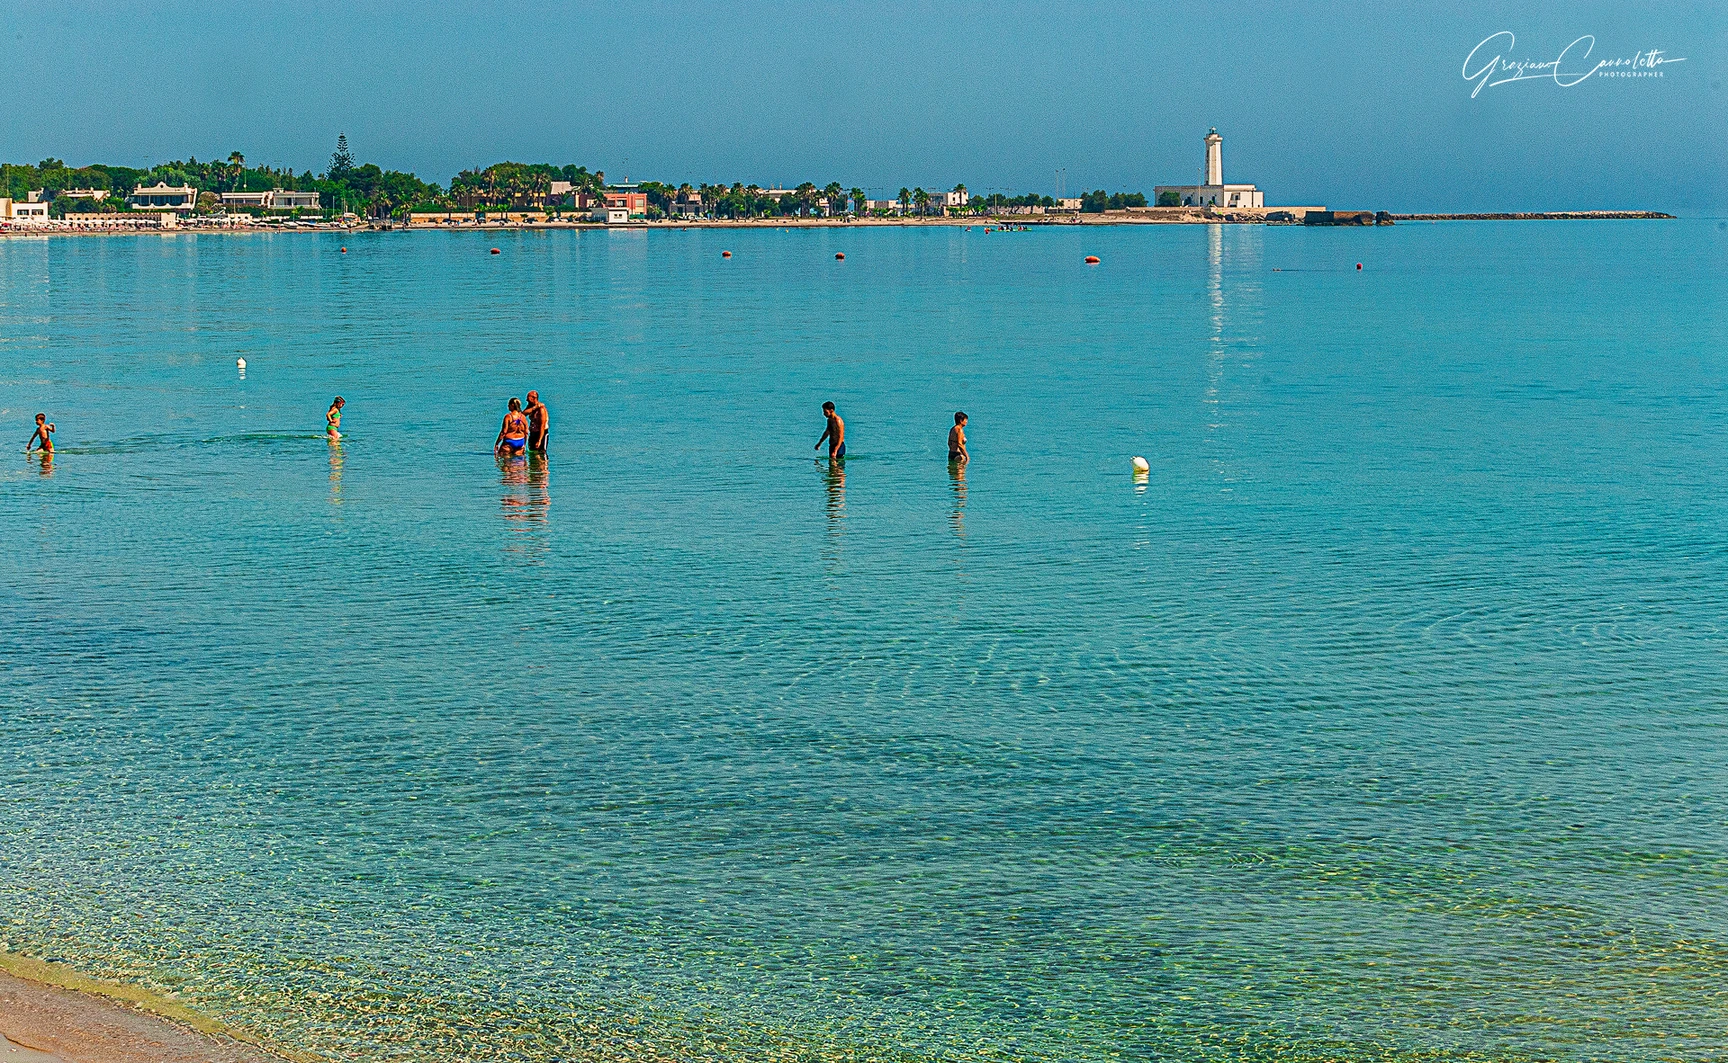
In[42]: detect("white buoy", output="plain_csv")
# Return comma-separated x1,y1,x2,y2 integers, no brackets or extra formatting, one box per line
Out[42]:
236,358,247,370
1131,456,1150,473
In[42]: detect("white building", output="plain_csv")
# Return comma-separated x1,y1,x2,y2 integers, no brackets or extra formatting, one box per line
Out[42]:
129,183,199,212
591,205,631,224
219,189,322,212
272,190,320,211
56,188,109,201
0,198,50,224
1154,129,1264,209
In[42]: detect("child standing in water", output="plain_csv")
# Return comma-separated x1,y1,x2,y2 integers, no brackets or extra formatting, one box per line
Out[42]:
948,411,969,464
327,397,345,441
25,413,54,454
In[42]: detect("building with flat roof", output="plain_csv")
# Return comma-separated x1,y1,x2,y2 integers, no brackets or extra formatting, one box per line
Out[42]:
603,191,647,217
129,183,198,212
0,198,50,224
56,188,109,201
1154,129,1264,209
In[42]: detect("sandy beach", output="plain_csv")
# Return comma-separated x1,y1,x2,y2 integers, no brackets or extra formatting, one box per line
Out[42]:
0,957,284,1063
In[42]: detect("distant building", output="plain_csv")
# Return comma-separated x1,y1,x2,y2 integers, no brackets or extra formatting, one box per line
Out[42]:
0,198,50,224
129,183,199,212
272,190,321,211
1054,198,1082,212
219,189,322,212
1154,129,1264,209
671,191,702,217
219,191,272,210
56,188,110,202
865,199,903,213
604,191,647,217
932,189,969,212
591,205,631,224
65,212,177,229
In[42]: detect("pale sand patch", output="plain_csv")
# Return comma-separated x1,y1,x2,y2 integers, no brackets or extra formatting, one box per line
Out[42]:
0,966,289,1063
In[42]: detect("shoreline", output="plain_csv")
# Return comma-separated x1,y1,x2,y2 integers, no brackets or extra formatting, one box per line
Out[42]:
0,951,295,1063
0,208,1675,238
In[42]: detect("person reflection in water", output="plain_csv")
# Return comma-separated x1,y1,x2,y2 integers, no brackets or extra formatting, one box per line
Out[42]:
949,457,966,537
823,458,846,524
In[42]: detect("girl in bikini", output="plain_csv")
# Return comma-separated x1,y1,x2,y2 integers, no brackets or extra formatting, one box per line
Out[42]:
495,397,529,456
327,397,345,441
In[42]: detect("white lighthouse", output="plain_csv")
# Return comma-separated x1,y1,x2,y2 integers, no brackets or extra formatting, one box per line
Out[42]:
1155,128,1264,209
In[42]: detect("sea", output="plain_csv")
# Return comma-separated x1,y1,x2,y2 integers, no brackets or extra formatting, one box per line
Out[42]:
2,219,1726,1062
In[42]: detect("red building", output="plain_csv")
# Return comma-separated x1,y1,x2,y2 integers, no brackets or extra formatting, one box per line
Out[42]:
604,191,648,217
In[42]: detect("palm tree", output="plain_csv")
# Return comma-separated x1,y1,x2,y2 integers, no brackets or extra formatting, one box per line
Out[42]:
226,152,245,193
897,187,911,214
823,182,843,217
850,187,865,215
914,187,930,216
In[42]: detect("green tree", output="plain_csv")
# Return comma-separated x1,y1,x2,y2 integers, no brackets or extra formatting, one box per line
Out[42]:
328,134,355,183
849,187,865,215
897,187,911,212
913,187,930,216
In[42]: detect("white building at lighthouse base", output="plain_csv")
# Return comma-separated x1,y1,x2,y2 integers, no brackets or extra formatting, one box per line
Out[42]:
1153,183,1264,209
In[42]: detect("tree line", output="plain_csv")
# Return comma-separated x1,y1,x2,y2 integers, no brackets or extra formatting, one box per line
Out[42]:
4,137,1149,220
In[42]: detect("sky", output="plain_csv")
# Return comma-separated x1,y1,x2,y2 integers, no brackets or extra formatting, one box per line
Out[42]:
0,0,1722,212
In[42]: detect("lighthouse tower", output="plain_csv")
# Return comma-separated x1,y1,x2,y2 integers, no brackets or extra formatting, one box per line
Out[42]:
1154,127,1264,209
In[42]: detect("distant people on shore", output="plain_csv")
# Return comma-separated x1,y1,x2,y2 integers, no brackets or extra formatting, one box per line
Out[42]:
496,397,529,456
25,413,54,454
814,401,845,459
525,391,549,452
327,397,345,441
948,412,969,464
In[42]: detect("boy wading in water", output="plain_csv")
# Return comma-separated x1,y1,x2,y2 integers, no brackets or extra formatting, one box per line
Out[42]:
25,414,54,454
327,397,345,441
525,390,549,452
948,411,969,464
814,401,845,459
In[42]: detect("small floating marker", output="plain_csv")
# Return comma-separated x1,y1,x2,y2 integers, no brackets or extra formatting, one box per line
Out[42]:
236,358,246,370
835,252,845,260
721,250,732,258
490,247,501,255
1356,262,1363,271
340,247,347,253
1085,255,1101,264
1131,456,1150,473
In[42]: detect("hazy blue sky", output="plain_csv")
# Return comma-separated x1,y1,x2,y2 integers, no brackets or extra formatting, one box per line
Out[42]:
1,0,1721,211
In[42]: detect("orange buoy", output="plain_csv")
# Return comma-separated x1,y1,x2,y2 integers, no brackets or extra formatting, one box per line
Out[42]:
722,250,732,258
1084,255,1100,264
340,247,347,253
1356,262,1363,270
490,247,501,255
835,252,845,260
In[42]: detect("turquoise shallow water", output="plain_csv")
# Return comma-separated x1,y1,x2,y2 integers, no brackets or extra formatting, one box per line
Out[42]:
2,220,1727,1061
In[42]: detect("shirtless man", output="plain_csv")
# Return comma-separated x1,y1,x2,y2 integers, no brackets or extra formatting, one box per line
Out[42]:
814,401,845,459
948,411,968,464
25,413,54,454
525,390,549,452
